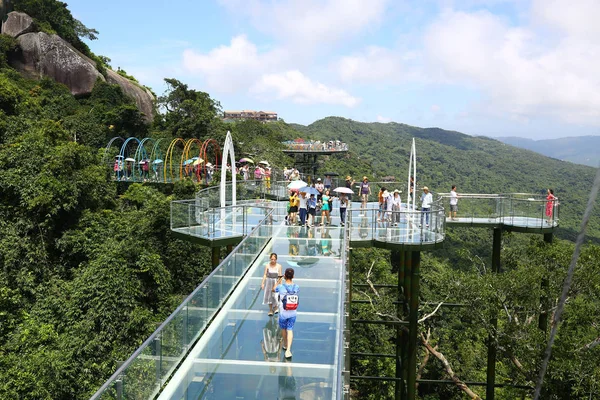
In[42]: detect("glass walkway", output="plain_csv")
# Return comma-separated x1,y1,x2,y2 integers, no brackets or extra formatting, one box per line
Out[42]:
91,186,559,400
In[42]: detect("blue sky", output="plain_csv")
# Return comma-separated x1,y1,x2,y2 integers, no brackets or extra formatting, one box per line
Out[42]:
68,0,600,139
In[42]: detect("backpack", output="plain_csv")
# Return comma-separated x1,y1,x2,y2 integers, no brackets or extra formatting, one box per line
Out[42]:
281,285,299,311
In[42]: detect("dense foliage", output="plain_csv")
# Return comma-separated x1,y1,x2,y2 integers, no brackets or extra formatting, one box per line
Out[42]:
1,2,599,399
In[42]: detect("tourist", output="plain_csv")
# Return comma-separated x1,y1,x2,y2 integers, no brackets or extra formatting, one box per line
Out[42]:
324,175,332,190
274,268,300,359
392,190,402,225
345,175,355,201
261,253,283,316
315,178,324,202
298,191,308,227
449,185,459,220
141,160,150,181
546,189,557,224
288,190,299,224
377,187,386,222
320,189,332,225
420,186,433,227
307,194,317,227
360,176,371,213
339,193,349,226
265,166,272,190
384,189,394,222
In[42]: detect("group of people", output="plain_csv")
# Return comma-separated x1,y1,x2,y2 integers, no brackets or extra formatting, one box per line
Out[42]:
261,253,299,360
287,177,350,227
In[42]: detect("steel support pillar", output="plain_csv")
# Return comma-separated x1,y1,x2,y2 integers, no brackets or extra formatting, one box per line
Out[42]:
211,247,220,268
402,251,412,394
407,251,420,400
487,228,502,400
539,233,553,331
392,250,406,400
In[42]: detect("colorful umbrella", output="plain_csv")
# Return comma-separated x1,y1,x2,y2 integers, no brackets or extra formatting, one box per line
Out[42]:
239,157,254,163
288,180,307,189
333,187,354,194
183,159,194,165
299,186,319,195
193,158,204,166
259,160,270,166
153,159,163,164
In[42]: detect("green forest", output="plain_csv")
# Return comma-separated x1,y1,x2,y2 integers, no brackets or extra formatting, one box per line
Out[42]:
1,1,600,399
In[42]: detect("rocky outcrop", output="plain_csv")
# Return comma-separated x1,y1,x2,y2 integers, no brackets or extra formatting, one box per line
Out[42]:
4,10,155,120
12,32,105,96
106,70,155,121
1,11,33,37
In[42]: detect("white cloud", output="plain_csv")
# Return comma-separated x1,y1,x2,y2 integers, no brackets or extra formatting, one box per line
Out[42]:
252,70,360,107
219,0,390,48
337,46,409,84
377,115,392,123
531,0,600,38
182,35,267,93
422,8,600,125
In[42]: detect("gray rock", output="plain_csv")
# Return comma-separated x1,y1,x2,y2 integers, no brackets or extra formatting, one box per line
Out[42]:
11,32,105,96
1,11,34,38
106,69,155,121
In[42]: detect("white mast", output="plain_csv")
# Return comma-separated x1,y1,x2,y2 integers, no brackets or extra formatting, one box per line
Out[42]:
407,138,417,210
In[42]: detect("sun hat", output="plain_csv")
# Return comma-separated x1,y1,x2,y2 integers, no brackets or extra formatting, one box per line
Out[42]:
393,189,401,193
423,186,429,191
346,175,352,180
363,176,368,180
317,178,322,181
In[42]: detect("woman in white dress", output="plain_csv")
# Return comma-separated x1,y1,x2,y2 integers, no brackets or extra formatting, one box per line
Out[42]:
261,253,283,316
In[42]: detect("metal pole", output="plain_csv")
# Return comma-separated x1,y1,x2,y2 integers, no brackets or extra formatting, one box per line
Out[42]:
538,233,553,331
407,251,420,400
212,247,220,268
394,251,406,400
402,251,412,391
487,228,502,400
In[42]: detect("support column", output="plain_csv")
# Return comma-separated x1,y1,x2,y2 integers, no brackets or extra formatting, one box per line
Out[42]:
392,251,406,400
211,247,220,268
539,233,553,331
402,251,412,391
487,228,502,400
407,251,420,400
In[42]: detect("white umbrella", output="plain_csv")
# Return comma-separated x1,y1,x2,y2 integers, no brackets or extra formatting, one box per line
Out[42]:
125,157,135,162
206,162,213,167
259,160,270,166
288,180,307,190
333,187,354,194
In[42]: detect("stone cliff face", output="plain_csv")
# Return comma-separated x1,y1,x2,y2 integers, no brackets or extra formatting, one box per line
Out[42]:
2,11,154,121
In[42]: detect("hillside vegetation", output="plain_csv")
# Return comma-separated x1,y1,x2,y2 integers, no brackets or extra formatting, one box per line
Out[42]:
1,2,599,399
497,135,600,168
293,117,600,241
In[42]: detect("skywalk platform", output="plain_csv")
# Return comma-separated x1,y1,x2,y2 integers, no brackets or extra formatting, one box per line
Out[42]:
92,190,559,400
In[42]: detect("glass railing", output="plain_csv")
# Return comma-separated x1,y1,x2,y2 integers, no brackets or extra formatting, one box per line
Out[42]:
438,193,560,228
171,201,277,240
282,141,349,152
346,203,446,245
90,211,274,400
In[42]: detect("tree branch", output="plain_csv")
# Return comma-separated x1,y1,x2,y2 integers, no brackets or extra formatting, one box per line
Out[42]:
416,329,434,390
420,333,482,400
579,337,600,352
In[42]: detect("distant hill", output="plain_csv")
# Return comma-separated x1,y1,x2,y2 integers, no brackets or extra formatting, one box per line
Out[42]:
496,136,600,167
291,117,600,241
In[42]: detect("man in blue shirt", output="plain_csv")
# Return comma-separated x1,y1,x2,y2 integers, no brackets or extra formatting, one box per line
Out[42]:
275,268,300,359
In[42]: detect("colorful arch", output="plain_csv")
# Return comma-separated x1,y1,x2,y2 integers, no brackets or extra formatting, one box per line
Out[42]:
200,138,222,179
182,138,203,181
164,138,186,183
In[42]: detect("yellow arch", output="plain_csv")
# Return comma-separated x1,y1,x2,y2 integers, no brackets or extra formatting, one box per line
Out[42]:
182,138,203,180
164,138,186,183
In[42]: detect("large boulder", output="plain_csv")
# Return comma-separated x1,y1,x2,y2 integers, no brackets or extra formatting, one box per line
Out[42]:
106,69,155,122
1,11,34,38
11,31,105,96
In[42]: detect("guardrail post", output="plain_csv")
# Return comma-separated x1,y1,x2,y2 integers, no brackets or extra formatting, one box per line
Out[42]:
212,247,220,268
115,377,123,400
154,335,162,385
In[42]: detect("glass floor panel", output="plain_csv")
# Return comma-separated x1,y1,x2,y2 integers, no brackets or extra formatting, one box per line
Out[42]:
158,224,345,400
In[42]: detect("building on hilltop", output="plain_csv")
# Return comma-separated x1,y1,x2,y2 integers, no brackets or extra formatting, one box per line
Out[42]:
223,110,278,122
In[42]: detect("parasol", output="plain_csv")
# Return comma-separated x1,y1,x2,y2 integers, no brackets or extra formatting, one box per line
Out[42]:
333,187,354,194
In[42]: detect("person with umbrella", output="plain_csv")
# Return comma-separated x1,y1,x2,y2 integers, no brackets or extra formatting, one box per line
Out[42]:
113,156,123,180
307,193,317,227
324,175,332,190
288,190,299,225
338,192,349,226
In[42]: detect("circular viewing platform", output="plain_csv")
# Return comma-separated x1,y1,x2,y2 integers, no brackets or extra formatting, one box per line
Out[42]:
282,140,348,155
